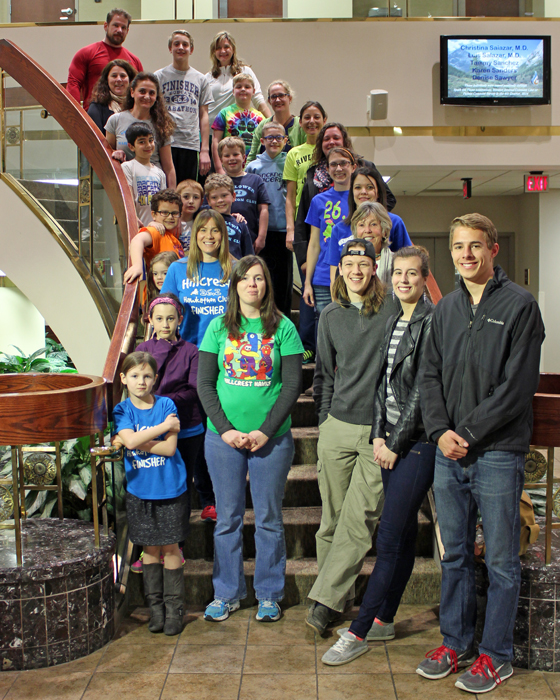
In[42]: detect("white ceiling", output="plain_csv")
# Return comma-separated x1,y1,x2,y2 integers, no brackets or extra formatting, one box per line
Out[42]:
380,168,560,197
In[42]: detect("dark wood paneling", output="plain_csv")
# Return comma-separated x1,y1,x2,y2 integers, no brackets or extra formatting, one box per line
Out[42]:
11,0,76,23
465,0,519,16
0,374,106,444
223,0,282,18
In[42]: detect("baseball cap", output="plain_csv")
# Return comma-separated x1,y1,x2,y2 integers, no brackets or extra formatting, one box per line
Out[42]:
339,238,377,264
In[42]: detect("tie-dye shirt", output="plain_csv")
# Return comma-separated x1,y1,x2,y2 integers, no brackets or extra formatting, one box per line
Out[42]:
211,103,264,155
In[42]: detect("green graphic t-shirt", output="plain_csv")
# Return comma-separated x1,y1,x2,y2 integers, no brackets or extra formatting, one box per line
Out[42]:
200,314,304,437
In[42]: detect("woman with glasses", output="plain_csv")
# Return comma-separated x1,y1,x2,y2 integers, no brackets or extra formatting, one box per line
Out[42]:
303,147,357,329
246,80,306,163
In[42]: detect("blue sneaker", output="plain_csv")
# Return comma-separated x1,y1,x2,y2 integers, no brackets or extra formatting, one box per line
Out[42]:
256,600,281,622
204,599,240,622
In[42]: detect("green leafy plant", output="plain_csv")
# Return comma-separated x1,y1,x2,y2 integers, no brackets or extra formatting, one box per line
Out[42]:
0,343,77,374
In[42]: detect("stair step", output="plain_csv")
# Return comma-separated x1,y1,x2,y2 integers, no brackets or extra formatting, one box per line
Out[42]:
292,394,318,428
128,556,441,608
284,463,320,507
183,507,432,561
292,426,319,465
302,363,314,392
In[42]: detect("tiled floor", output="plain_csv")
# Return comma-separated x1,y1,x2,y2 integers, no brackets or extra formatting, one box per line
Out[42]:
1,604,559,700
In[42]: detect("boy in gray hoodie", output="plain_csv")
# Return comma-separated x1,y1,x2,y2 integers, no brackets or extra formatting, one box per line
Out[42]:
246,122,293,316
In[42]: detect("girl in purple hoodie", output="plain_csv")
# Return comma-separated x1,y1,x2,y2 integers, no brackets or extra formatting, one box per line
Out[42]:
133,292,203,571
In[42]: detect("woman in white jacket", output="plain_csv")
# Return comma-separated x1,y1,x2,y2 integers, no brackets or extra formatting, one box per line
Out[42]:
205,31,271,125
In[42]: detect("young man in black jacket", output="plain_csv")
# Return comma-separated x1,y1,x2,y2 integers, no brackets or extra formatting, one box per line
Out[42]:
417,213,545,694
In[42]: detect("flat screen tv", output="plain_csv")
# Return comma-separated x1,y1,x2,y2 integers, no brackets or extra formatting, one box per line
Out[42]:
440,35,551,106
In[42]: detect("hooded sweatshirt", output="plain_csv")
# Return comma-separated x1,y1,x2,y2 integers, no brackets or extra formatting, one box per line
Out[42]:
246,151,287,231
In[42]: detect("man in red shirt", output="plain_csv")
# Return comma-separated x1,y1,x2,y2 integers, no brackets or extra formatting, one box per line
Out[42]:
67,8,143,109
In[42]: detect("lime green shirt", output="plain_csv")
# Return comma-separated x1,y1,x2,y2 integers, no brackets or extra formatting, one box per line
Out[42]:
282,142,315,212
200,315,304,437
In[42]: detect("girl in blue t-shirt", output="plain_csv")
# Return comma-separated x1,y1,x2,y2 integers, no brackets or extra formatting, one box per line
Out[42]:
112,350,187,637
303,147,357,323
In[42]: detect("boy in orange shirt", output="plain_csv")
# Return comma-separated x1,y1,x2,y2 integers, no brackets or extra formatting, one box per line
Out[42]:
124,190,184,284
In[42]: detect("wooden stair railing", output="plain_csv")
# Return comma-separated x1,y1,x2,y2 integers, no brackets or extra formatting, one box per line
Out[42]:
0,39,140,400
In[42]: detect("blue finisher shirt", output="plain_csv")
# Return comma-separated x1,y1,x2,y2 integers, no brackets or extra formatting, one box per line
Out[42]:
161,258,230,347
113,395,187,500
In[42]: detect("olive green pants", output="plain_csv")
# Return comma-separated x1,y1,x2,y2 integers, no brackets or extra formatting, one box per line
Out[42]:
309,414,385,612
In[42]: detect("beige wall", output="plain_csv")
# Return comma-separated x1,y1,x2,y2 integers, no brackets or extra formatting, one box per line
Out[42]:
77,0,142,22
1,18,559,168
539,190,560,371
394,194,540,299
286,0,352,18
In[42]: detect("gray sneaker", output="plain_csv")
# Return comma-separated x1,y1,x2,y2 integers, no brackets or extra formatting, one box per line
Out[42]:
337,621,395,641
416,645,477,680
306,602,336,635
322,631,369,666
454,655,513,694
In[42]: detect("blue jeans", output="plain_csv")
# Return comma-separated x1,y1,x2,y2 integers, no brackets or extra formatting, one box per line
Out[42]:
350,440,435,639
205,429,294,602
434,448,525,662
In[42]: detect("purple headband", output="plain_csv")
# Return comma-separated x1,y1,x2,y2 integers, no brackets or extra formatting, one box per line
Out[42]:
149,297,182,315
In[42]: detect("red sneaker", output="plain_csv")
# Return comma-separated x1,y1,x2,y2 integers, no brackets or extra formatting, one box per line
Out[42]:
201,505,217,522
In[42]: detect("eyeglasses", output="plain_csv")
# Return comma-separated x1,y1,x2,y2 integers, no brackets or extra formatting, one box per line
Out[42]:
263,134,285,142
329,160,353,170
156,210,181,218
269,93,289,101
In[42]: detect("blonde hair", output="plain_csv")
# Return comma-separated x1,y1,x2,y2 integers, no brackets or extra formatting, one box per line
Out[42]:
232,72,255,89
350,202,392,248
267,80,295,100
209,31,246,78
176,179,203,198
187,210,231,283
217,136,246,158
204,173,235,196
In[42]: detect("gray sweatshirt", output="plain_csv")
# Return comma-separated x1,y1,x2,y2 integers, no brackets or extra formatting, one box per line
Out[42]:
314,297,399,426
246,151,287,231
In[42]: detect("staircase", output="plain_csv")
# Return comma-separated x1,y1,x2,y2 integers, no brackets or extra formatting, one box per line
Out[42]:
128,360,441,610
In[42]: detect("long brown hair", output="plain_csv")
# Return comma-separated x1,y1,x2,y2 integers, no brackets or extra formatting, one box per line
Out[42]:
124,72,175,141
222,256,282,340
209,31,247,79
187,210,231,283
90,59,137,106
333,240,385,317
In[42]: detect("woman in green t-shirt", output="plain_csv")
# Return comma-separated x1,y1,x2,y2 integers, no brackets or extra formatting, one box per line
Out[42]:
197,255,303,624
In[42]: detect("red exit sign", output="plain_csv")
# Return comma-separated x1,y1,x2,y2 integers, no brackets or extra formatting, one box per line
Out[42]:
525,174,548,193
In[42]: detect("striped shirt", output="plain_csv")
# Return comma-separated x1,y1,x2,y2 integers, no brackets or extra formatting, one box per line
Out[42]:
385,319,409,426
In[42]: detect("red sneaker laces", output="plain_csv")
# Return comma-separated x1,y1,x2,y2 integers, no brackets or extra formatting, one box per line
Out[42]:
425,645,458,673
469,654,502,685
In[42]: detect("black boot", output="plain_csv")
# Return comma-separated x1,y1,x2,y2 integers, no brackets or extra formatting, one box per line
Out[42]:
143,563,165,633
163,567,185,636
